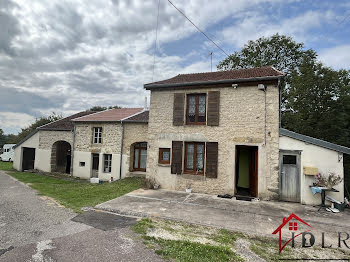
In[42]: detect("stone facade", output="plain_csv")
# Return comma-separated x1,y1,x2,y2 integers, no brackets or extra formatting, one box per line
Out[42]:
146,84,280,199
122,122,148,174
39,130,73,150
74,123,122,153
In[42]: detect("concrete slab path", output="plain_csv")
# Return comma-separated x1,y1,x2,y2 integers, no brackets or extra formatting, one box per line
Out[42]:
96,189,350,243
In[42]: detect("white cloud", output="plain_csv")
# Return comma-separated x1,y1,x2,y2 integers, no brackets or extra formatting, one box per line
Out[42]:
319,45,350,69
0,112,35,134
219,10,335,48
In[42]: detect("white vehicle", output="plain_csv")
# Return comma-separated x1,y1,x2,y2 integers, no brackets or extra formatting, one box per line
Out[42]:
0,144,16,162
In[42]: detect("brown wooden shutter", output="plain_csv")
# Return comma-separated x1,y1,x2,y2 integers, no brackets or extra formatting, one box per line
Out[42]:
171,141,183,174
173,93,185,126
207,91,220,126
206,142,218,178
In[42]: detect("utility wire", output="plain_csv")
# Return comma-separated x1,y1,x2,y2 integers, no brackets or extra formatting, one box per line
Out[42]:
167,0,229,57
152,0,161,82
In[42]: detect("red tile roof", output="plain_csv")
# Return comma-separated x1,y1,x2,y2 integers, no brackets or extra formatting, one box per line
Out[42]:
124,110,149,123
145,66,284,89
72,108,144,122
38,111,96,131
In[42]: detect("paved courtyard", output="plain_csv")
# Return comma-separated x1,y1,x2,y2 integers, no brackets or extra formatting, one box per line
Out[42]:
96,188,350,243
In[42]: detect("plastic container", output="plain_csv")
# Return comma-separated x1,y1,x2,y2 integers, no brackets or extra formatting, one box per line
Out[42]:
90,178,99,184
334,202,346,211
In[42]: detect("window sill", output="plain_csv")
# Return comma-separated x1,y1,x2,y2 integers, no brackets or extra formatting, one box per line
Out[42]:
158,163,171,167
181,173,206,180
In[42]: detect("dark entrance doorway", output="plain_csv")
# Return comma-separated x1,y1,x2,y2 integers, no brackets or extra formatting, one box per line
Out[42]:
22,147,35,170
91,153,99,178
235,145,258,197
51,141,71,174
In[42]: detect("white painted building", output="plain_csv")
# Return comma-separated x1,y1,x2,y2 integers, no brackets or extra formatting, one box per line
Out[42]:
279,128,350,205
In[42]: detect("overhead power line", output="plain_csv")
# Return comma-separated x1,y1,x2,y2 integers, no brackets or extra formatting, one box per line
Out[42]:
167,0,229,57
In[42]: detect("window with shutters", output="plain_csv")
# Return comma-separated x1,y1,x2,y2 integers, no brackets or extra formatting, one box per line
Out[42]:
159,148,170,165
184,142,205,175
93,127,102,144
186,94,206,125
133,142,147,171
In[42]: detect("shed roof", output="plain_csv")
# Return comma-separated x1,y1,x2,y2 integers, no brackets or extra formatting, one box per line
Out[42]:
72,108,144,122
38,111,95,131
280,128,350,154
145,66,284,89
14,111,96,148
123,110,149,123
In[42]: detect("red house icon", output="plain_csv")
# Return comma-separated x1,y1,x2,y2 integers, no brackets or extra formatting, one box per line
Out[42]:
272,213,312,254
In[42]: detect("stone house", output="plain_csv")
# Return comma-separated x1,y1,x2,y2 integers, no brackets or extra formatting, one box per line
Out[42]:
144,66,350,204
71,108,149,181
144,66,283,200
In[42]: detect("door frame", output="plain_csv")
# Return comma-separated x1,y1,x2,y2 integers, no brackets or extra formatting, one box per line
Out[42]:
234,145,259,197
279,150,302,202
91,153,100,178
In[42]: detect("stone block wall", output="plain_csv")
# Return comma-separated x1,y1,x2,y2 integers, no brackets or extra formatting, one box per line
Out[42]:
38,130,73,150
147,84,280,199
74,123,122,153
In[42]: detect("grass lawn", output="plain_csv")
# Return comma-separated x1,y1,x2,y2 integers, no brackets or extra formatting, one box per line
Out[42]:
5,171,143,213
0,161,15,171
133,218,350,262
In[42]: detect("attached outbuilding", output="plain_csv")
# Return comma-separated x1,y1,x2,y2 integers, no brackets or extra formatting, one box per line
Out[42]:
279,128,350,205
13,111,94,173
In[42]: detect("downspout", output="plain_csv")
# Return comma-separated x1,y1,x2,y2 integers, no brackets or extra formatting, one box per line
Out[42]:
119,121,125,180
71,125,76,177
264,87,267,146
278,77,282,128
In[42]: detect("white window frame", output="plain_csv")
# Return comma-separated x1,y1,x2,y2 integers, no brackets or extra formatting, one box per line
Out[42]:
93,127,102,144
104,154,112,173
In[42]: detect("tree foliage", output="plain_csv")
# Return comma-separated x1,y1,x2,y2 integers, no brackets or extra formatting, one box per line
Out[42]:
3,113,63,145
217,34,317,76
87,105,122,112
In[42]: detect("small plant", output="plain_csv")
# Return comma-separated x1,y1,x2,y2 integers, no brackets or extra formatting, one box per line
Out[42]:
185,182,192,193
313,172,343,188
144,176,160,190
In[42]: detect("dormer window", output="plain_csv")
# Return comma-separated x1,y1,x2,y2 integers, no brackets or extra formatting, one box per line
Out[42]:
186,94,206,125
93,127,102,144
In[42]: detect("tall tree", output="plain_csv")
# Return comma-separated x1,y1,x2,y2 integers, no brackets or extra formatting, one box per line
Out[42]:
283,59,350,146
217,34,317,106
0,129,6,147
217,34,317,76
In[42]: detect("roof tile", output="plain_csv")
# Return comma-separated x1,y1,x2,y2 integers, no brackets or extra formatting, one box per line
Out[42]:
38,111,95,131
72,108,144,122
145,66,284,88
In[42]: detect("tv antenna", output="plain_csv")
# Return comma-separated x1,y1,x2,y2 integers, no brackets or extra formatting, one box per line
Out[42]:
209,51,213,72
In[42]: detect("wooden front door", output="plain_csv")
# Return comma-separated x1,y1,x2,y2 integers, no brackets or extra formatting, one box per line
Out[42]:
248,148,258,197
91,153,99,178
279,151,301,202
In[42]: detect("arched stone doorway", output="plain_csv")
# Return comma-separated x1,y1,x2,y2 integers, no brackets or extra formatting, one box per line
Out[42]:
51,141,72,173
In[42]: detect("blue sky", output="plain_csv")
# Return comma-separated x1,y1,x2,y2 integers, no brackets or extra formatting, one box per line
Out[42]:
0,0,349,134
